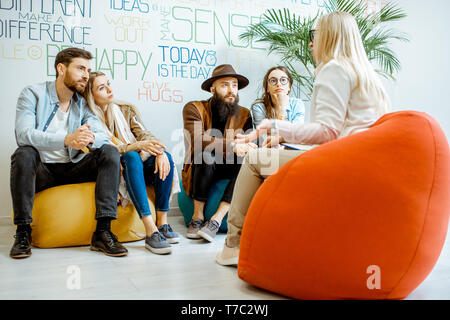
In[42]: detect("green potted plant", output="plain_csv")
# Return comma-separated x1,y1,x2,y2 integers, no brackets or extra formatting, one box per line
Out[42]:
240,0,409,98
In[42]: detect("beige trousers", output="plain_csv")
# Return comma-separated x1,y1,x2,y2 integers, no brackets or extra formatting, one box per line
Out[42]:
226,148,306,248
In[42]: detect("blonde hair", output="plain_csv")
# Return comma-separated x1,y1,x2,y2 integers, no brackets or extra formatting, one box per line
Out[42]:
84,71,108,126
315,11,391,115
84,71,142,134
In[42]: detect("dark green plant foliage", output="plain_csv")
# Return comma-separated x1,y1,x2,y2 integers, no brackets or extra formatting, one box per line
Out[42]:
240,0,408,98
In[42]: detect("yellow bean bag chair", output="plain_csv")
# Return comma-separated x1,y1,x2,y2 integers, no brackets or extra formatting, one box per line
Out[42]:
11,182,154,248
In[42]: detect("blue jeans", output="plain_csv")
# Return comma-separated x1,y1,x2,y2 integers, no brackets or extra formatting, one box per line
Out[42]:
121,151,174,218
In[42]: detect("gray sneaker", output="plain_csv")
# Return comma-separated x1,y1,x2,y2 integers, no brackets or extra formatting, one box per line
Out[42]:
145,232,172,254
158,224,180,244
198,220,220,242
186,219,204,239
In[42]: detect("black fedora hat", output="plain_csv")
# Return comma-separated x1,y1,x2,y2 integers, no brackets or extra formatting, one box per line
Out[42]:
201,64,249,92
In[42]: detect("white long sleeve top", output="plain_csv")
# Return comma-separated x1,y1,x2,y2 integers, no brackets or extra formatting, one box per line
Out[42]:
274,59,382,144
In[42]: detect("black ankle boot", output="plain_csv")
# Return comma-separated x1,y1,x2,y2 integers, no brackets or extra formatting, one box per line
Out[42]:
90,230,128,257
10,230,32,259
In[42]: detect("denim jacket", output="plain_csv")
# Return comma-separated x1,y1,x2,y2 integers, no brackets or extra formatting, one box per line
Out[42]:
250,97,306,128
15,81,109,163
250,97,305,146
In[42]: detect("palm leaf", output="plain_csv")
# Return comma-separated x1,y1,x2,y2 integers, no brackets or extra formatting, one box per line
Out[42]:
240,0,408,99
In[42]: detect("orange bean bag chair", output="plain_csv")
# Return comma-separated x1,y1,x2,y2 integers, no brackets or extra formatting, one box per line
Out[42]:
11,182,154,248
238,111,450,300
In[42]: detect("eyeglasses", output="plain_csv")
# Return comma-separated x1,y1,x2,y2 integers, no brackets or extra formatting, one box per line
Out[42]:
268,77,289,86
309,29,316,43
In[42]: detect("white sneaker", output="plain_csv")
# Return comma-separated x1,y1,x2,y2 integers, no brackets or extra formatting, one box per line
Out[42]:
216,243,239,266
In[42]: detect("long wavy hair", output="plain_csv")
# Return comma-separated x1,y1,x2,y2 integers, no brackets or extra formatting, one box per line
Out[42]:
315,11,391,115
84,71,142,134
252,66,294,120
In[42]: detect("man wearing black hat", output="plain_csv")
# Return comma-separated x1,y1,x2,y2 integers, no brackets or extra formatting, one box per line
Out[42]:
182,64,257,242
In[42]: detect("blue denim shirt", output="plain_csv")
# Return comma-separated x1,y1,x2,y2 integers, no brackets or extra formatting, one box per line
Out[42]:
250,97,306,128
15,81,110,163
250,97,305,147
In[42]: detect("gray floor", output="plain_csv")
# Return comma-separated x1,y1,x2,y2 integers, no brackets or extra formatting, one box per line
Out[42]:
0,211,449,300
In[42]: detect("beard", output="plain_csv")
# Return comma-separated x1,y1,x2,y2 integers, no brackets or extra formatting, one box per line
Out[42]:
211,91,240,122
64,73,87,94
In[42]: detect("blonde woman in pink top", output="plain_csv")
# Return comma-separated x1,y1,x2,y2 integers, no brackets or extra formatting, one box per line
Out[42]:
216,11,391,266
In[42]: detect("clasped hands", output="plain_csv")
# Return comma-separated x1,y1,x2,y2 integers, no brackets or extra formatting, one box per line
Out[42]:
131,140,170,181
64,124,95,150
233,119,285,156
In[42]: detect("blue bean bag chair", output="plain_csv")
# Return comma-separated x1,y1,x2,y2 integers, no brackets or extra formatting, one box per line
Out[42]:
177,179,230,232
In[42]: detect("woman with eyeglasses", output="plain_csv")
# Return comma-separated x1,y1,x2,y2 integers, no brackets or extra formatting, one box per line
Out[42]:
250,66,305,147
216,11,391,266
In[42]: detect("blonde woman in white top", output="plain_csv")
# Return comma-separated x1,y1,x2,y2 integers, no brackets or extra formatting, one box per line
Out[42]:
216,11,392,266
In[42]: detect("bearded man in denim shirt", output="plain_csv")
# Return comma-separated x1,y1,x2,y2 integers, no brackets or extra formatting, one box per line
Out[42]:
10,48,128,259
